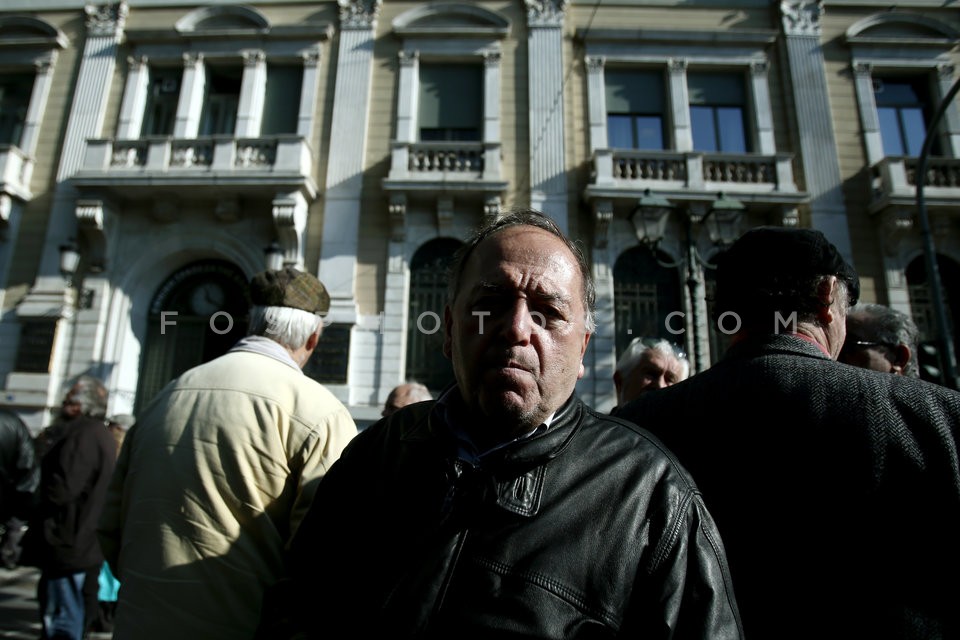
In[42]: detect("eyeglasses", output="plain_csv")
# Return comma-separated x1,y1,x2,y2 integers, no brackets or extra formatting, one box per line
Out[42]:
842,340,896,352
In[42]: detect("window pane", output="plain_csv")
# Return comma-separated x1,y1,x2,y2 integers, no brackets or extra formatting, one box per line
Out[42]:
687,73,745,105
143,68,180,136
607,115,633,148
716,107,747,153
419,63,482,141
200,66,242,136
262,64,302,135
900,108,927,157
635,115,665,150
690,106,717,152
877,107,905,156
0,72,35,146
605,69,664,113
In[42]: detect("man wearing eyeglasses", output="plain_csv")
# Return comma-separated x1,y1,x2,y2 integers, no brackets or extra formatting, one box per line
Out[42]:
839,302,919,377
615,226,960,640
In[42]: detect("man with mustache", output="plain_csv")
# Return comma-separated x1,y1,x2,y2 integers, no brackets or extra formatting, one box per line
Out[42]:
258,210,743,639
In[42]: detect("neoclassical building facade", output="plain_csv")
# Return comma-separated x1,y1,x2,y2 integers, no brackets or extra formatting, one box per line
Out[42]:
1,0,958,430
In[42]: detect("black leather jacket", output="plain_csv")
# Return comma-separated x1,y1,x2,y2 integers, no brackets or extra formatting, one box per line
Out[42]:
263,393,742,639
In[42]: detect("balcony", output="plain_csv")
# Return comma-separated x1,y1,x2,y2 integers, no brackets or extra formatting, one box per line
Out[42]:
870,156,960,214
72,135,317,200
586,149,801,202
382,140,508,199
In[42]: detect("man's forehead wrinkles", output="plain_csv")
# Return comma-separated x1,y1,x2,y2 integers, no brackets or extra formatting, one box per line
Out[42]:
475,279,570,304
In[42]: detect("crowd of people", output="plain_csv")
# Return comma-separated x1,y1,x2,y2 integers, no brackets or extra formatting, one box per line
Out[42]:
1,210,958,639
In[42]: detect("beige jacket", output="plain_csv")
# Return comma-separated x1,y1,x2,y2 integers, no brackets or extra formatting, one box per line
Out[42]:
98,349,356,640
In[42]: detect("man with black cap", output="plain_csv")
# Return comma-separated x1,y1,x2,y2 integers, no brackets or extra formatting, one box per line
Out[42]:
98,267,356,640
615,226,960,639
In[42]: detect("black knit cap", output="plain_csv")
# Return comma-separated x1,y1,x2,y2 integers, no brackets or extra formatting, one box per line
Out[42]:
714,226,860,313
249,267,330,314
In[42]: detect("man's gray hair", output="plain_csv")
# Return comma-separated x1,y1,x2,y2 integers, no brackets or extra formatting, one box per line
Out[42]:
615,337,690,381
68,374,108,419
847,302,920,377
248,306,323,351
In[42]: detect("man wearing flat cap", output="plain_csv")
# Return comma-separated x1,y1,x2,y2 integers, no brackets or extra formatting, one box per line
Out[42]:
615,226,960,639
98,267,356,640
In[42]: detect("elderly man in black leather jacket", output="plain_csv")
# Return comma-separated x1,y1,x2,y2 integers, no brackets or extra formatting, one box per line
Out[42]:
259,210,742,639
616,227,960,639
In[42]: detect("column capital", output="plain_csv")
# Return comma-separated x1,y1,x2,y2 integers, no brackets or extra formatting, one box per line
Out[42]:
781,0,823,37
84,2,128,38
526,0,567,27
338,0,381,30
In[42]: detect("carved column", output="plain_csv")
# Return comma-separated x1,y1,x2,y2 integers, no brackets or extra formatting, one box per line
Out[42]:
318,0,382,325
236,50,267,137
780,0,853,261
117,55,148,139
175,53,205,139
526,0,569,231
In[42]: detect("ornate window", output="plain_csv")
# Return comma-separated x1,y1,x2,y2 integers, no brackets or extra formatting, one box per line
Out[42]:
605,68,667,150
688,72,750,153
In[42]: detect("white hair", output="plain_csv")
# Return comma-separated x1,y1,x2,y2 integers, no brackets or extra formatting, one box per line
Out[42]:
615,337,690,381
248,306,323,351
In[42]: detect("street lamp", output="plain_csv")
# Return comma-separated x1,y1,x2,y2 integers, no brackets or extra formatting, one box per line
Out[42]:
631,189,675,246
58,238,94,309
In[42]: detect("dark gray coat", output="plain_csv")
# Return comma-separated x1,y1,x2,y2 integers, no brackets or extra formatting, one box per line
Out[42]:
615,333,960,639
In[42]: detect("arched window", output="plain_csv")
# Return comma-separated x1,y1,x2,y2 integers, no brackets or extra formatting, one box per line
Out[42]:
406,238,461,392
613,246,683,359
136,260,249,411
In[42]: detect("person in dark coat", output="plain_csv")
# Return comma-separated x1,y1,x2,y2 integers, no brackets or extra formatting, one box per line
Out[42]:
614,226,960,639
258,210,743,639
0,408,39,569
26,375,115,640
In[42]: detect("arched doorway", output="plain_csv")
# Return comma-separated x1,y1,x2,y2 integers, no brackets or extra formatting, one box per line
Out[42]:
405,238,462,392
613,246,684,359
135,260,249,411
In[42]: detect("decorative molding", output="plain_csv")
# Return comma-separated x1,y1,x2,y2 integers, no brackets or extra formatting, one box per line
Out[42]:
183,52,202,69
127,55,147,72
484,196,501,227
781,0,823,37
780,206,800,227
84,2,128,38
938,63,956,80
585,56,605,72
667,58,687,73
338,0,381,30
242,50,266,67
75,199,109,271
436,197,454,237
301,49,320,68
593,199,613,248
483,51,502,68
272,195,305,267
389,194,406,242
881,207,914,256
398,50,418,67
749,59,769,76
214,198,239,223
853,61,872,76
150,198,180,224
526,0,567,28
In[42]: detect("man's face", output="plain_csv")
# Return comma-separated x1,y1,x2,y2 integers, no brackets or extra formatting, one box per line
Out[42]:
617,350,684,405
443,226,591,435
60,384,83,420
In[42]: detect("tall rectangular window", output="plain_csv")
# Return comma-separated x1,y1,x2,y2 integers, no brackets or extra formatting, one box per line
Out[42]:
605,69,666,150
875,75,934,157
418,63,482,141
261,63,302,135
142,67,181,136
199,65,242,136
0,72,35,146
688,72,749,153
